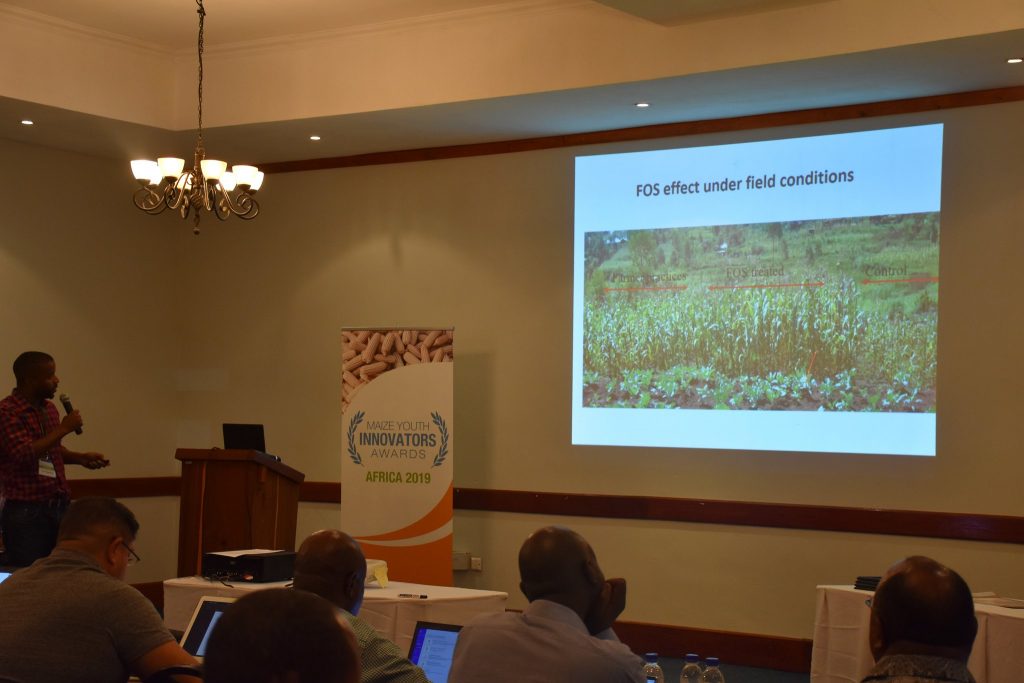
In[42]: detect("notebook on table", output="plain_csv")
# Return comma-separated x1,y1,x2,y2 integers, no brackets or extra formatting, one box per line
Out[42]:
180,596,236,661
407,621,462,683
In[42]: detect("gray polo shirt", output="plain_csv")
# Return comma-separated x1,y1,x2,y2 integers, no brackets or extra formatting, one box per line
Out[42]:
0,548,174,683
449,599,645,683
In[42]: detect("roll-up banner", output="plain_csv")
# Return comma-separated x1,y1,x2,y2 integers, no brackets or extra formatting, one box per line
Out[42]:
341,328,454,586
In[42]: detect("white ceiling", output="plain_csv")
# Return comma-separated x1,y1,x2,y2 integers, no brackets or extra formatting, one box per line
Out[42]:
1,0,1023,167
0,0,837,48
0,0,540,50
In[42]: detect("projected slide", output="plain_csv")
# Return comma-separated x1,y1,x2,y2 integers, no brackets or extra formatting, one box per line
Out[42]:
572,125,942,456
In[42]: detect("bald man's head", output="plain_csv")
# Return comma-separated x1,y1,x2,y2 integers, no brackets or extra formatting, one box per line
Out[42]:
293,530,367,615
518,526,604,617
869,556,977,662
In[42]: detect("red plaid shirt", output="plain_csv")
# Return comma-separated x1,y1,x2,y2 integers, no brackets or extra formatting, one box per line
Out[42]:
0,390,70,501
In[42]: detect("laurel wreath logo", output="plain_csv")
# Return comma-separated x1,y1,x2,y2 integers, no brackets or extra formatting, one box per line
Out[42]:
348,410,448,468
347,411,365,466
431,411,449,468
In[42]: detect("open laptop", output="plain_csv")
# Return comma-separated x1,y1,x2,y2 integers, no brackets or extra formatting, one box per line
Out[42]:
180,596,236,661
222,423,266,452
407,621,462,683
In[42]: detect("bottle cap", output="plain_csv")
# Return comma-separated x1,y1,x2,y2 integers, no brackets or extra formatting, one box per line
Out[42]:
706,657,720,666
685,654,700,662
644,653,659,663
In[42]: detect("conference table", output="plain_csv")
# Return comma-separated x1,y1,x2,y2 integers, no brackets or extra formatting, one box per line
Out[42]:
163,576,508,652
811,585,1024,683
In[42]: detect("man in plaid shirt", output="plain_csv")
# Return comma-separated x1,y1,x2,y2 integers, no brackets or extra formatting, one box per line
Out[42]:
293,529,430,683
0,351,109,566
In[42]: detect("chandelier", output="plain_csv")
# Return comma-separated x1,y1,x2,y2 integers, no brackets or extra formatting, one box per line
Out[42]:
130,0,263,234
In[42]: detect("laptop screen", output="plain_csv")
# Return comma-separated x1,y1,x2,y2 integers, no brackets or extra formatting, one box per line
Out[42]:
0,572,11,584
222,423,266,452
407,621,462,683
181,597,235,659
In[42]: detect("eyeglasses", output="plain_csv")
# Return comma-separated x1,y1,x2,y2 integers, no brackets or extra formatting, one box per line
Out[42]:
123,541,142,565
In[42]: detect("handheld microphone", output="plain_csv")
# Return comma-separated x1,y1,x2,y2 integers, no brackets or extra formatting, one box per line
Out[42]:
59,393,83,435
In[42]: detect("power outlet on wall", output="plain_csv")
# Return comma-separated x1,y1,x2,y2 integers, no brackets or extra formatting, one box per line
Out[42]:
470,555,483,571
452,551,472,571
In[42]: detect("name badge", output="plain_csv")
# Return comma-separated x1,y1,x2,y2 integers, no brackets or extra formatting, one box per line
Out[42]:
38,459,57,478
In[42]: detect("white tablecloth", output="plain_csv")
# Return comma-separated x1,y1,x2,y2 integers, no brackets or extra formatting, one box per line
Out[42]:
163,577,507,653
811,585,1024,683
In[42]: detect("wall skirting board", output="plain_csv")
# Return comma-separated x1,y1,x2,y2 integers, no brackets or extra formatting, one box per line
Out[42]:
91,477,1018,673
127,580,812,672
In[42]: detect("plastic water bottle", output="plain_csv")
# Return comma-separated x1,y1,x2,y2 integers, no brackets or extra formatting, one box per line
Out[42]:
700,657,724,683
680,653,703,683
642,653,665,683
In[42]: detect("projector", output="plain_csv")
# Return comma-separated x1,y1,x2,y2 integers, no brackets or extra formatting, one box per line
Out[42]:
201,549,296,583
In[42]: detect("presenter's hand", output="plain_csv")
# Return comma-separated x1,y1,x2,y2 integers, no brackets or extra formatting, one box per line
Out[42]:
60,410,83,436
78,452,110,470
585,577,627,635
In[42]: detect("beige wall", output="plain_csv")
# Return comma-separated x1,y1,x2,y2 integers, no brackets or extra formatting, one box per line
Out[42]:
0,138,181,582
2,100,1023,634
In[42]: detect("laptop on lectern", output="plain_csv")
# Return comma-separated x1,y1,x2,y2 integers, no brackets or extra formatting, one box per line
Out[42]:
222,423,266,452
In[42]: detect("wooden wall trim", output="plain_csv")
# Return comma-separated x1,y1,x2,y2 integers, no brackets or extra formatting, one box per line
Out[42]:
70,476,181,499
614,620,812,673
260,85,1024,174
71,478,1024,544
452,488,1024,545
132,581,164,612
300,481,341,503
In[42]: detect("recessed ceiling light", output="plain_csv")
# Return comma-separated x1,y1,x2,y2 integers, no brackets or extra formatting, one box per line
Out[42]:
20,119,33,125
1008,57,1023,64
635,102,650,108
309,135,321,141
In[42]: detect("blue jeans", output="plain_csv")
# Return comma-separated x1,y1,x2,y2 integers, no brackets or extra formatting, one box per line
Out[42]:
1,499,67,567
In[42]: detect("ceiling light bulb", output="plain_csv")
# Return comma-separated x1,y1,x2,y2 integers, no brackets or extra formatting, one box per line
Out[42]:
1008,57,1023,64
200,159,227,181
232,165,259,188
158,157,186,179
132,159,157,180
20,119,33,125
219,171,237,192
251,172,265,192
131,160,159,183
635,102,650,108
310,135,321,141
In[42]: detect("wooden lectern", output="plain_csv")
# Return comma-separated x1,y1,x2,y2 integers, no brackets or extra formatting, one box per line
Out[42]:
175,448,305,577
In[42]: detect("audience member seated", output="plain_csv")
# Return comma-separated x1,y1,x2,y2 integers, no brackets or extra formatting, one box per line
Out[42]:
203,588,361,683
864,555,978,683
0,497,199,683
292,529,429,683
448,525,644,683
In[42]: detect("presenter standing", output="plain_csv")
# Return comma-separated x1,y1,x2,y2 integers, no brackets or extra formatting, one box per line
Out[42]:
0,351,109,566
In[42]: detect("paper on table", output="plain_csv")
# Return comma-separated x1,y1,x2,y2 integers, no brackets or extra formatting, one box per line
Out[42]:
206,549,278,558
366,559,389,587
974,596,1024,609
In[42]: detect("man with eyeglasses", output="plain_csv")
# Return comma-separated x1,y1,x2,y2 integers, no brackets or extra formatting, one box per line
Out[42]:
0,497,199,683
